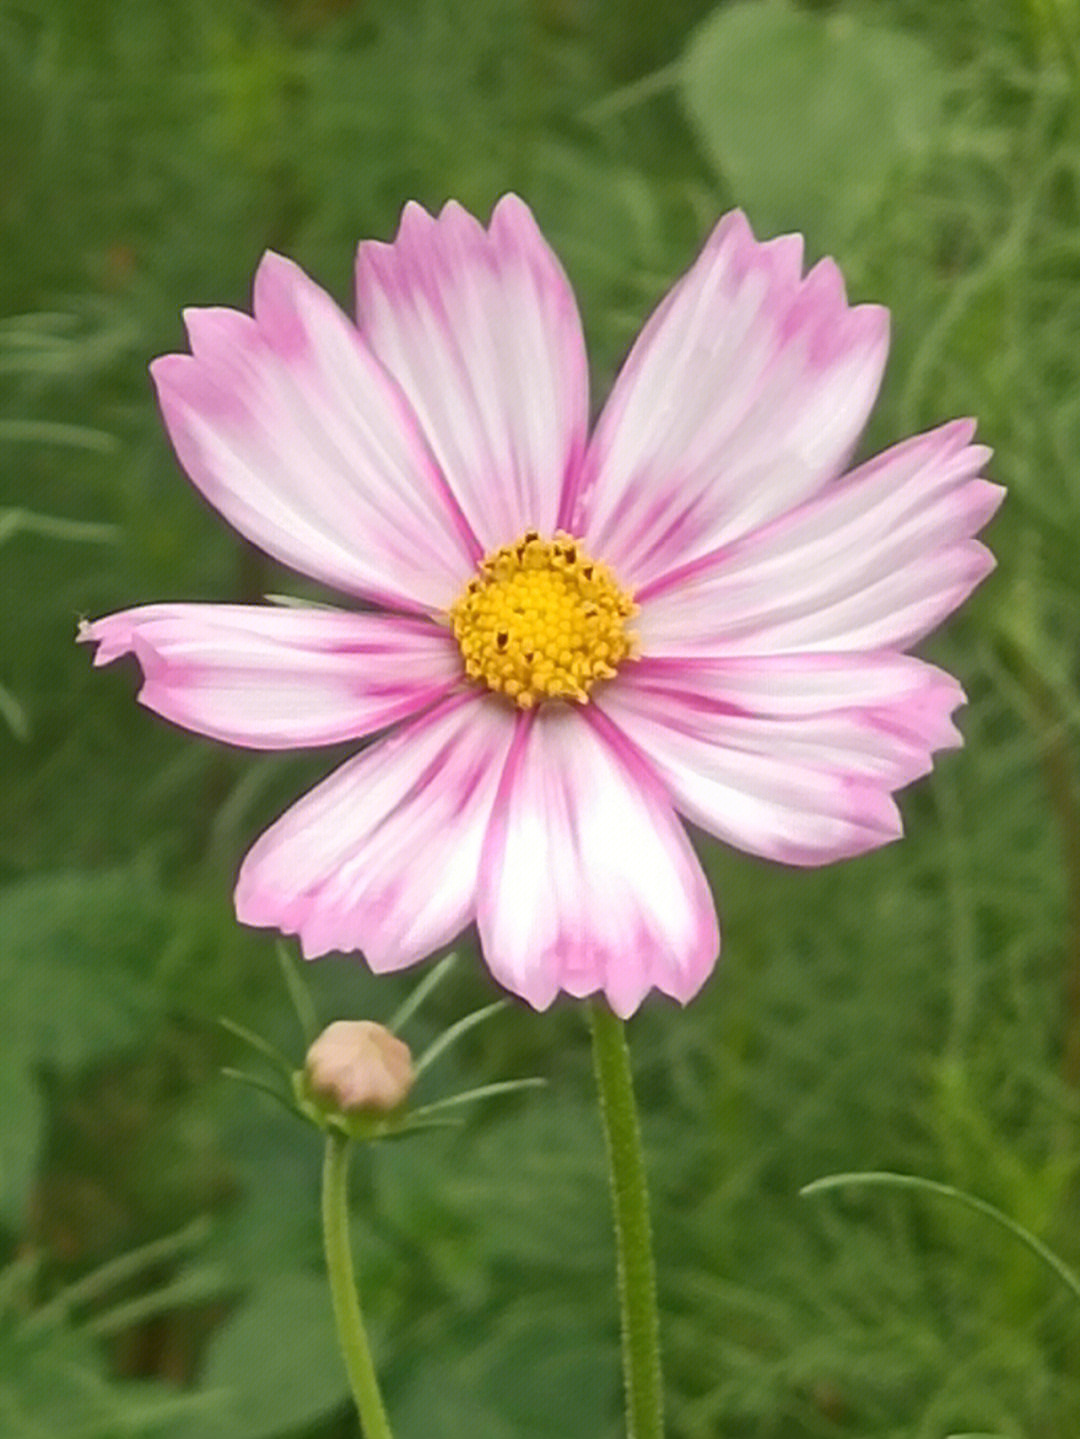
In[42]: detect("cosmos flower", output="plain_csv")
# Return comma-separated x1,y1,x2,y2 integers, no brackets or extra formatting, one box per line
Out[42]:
81,197,1001,1017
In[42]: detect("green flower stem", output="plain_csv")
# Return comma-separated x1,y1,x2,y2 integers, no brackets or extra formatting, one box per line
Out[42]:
588,999,665,1439
321,1131,394,1439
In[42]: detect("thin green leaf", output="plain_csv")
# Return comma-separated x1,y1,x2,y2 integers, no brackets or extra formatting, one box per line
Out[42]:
409,1077,546,1119
0,506,118,545
275,940,318,1046
388,952,459,1034
84,1264,231,1338
264,592,343,610
390,1116,465,1137
413,1000,508,1077
0,418,119,452
0,681,30,740
28,1218,212,1332
0,1251,40,1315
219,1067,300,1119
802,1171,1080,1307
217,1016,294,1074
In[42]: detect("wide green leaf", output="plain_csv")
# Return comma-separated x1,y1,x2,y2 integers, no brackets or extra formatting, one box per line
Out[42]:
680,1,946,241
0,1316,206,1438
0,868,166,1222
172,1271,350,1439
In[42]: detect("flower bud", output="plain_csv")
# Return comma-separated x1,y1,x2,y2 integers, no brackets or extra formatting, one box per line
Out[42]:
304,1020,415,1115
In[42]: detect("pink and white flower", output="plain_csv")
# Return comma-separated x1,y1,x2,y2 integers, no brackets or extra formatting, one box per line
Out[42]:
81,197,1001,1017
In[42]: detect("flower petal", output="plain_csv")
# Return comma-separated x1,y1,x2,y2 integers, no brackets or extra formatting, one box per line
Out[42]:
355,195,589,551
79,604,462,748
598,663,929,867
639,420,1002,655
573,210,889,588
151,253,478,612
235,693,514,968
477,706,719,1017
616,649,964,779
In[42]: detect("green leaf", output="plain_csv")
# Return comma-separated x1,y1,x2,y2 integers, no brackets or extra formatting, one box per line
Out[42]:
0,870,162,1067
802,1170,1080,1307
0,1317,205,1437
0,868,166,1222
173,1272,350,1439
0,1064,43,1233
680,1,946,240
0,681,29,741
391,1307,619,1439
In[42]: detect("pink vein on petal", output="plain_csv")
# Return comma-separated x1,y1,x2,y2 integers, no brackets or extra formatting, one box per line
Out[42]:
476,703,718,1017
597,669,917,867
235,692,514,969
356,195,590,552
637,419,1002,655
151,252,478,612
79,603,464,748
574,210,889,589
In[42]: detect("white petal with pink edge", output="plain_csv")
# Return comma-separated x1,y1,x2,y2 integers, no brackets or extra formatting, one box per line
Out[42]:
639,420,1002,655
151,253,478,613
235,693,514,969
79,604,463,748
612,651,964,787
572,211,889,589
476,706,719,1017
596,659,950,865
356,196,590,551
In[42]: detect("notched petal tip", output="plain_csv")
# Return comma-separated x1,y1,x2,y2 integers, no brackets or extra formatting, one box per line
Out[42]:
967,538,999,583
148,351,190,391
490,191,531,218
856,300,891,350
356,190,588,554
703,210,803,288
488,192,544,245
181,305,260,364
705,207,755,254
233,696,511,973
232,869,275,929
477,707,720,1017
434,196,481,228
252,248,301,295
970,477,1007,527
251,250,330,359
400,197,438,229
581,200,896,585
77,611,139,666
941,415,980,450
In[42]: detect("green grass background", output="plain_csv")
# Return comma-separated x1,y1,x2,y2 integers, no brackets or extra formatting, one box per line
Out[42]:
1,0,1076,1434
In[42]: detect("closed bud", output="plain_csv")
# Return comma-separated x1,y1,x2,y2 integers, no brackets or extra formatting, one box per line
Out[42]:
304,1020,415,1115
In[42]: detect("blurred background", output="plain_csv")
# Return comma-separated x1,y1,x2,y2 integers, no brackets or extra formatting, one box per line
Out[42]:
1,0,1077,1434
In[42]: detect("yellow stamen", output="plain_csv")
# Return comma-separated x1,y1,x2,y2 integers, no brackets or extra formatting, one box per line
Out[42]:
449,531,638,707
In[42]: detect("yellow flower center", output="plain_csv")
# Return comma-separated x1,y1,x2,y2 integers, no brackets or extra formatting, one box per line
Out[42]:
449,531,638,708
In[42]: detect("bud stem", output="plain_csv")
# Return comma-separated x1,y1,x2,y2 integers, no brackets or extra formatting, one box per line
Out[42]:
588,999,665,1439
321,1131,395,1439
